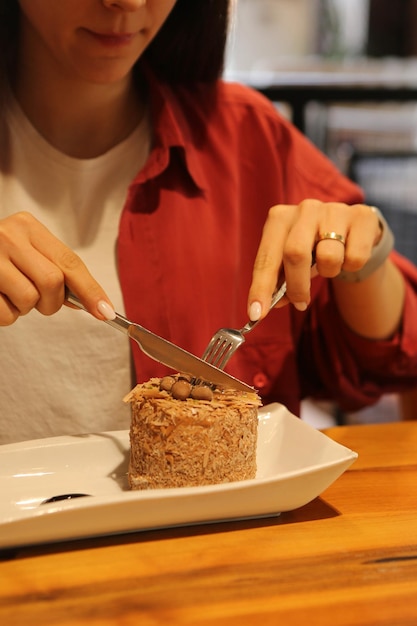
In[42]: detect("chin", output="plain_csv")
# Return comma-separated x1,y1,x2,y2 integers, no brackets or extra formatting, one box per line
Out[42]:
78,64,136,85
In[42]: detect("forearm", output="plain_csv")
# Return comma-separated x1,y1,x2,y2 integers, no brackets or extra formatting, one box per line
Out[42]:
331,258,405,340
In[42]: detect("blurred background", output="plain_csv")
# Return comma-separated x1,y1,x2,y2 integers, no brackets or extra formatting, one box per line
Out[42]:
225,0,417,426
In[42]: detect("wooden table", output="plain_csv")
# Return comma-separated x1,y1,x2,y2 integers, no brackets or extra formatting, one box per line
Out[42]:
1,421,417,625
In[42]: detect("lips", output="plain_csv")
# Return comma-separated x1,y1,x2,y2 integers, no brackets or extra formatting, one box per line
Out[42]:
87,31,137,47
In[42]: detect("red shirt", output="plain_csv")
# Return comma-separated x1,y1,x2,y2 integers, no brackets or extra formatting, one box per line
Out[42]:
117,74,417,415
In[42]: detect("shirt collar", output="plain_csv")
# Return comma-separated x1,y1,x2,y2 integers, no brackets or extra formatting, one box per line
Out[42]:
133,65,207,193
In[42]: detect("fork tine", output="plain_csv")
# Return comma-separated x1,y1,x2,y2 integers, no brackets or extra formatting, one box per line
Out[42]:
206,342,234,369
201,337,219,362
214,347,234,370
191,338,232,385
200,281,287,373
202,338,229,365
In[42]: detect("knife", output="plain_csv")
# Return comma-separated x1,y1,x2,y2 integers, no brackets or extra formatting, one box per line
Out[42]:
65,292,254,393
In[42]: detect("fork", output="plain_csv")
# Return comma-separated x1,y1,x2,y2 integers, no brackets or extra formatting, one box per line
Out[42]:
201,281,287,370
65,290,253,391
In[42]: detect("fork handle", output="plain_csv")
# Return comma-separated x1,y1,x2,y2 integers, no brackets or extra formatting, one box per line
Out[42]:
241,281,287,334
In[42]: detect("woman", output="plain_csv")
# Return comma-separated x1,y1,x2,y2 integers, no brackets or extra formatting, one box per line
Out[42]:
0,0,416,443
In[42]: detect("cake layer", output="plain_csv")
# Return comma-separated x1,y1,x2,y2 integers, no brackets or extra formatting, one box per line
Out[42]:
125,377,261,489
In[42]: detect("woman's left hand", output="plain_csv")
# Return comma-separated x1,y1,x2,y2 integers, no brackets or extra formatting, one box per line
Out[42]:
247,199,382,320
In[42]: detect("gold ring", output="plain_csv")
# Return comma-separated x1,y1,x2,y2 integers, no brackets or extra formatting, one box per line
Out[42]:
318,231,346,245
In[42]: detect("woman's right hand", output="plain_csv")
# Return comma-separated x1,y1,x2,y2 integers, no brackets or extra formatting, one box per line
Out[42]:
0,212,114,326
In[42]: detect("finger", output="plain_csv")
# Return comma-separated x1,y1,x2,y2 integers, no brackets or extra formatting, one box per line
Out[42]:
0,213,66,316
3,250,66,316
248,204,289,319
309,201,348,278
315,236,346,278
47,247,115,319
4,235,83,316
281,200,319,307
341,205,381,274
0,212,114,320
24,216,114,318
0,293,20,326
0,258,41,315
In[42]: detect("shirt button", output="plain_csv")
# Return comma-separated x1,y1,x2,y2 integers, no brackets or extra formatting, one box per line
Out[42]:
253,372,269,389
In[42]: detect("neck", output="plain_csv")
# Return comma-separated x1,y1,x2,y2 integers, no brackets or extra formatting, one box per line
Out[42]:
14,55,145,159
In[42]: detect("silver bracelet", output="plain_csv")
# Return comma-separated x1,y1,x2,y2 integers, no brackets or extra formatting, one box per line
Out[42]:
337,207,394,283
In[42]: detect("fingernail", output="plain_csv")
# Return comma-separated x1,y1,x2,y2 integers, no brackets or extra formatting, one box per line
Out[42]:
249,301,262,321
293,302,308,312
97,300,116,320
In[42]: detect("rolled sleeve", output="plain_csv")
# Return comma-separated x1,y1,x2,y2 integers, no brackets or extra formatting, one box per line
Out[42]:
300,251,417,411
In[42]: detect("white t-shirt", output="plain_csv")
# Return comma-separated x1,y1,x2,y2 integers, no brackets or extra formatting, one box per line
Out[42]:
0,96,150,444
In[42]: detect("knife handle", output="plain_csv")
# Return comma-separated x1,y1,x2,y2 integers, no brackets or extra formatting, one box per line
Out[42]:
65,290,132,337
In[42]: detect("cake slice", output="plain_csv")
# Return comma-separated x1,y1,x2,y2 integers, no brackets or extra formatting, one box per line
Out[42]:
124,375,261,489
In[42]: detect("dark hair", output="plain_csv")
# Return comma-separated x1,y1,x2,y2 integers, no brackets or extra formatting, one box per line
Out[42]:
0,0,19,88
0,0,19,145
143,0,230,83
0,0,230,95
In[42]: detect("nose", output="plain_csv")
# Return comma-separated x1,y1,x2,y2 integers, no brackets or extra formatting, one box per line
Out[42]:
102,0,146,10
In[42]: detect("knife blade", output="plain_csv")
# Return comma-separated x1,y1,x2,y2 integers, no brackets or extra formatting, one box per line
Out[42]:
66,292,254,393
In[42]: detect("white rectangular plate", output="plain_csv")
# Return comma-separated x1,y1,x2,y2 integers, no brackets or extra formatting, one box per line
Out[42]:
0,403,357,549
